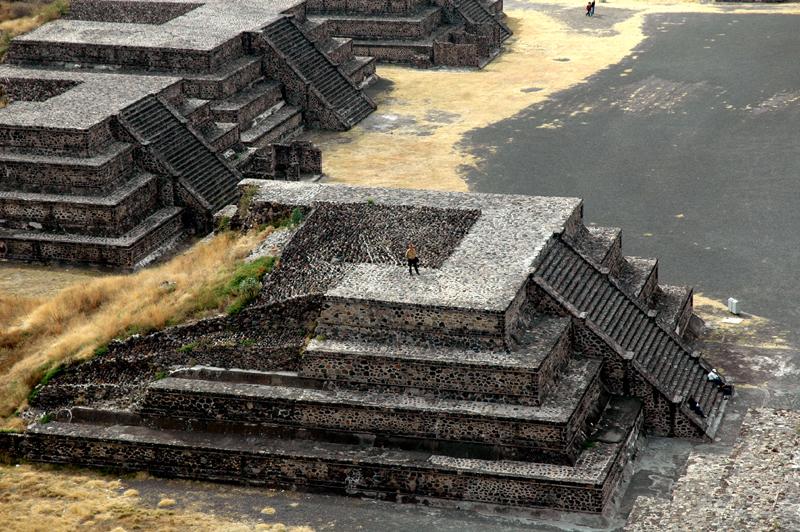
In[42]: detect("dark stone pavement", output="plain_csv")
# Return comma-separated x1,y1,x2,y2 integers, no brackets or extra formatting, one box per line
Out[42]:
465,11,800,344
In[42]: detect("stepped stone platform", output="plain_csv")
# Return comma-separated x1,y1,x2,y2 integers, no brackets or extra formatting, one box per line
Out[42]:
0,0,510,267
0,0,377,266
2,182,733,515
306,0,511,67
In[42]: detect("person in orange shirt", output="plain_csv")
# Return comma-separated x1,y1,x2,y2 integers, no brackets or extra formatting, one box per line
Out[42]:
405,242,420,276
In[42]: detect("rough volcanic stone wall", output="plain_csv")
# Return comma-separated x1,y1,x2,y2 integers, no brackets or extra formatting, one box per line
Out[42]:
433,41,479,67
0,120,113,156
14,431,620,513
0,209,181,267
572,322,628,394
1,78,80,101
321,298,505,337
0,148,133,194
30,295,322,411
639,265,659,302
629,372,673,436
141,386,572,453
536,324,572,398
0,176,159,236
300,352,542,404
67,0,203,24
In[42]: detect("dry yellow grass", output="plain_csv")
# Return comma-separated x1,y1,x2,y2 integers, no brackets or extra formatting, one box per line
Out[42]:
0,0,68,59
0,229,270,424
0,463,315,532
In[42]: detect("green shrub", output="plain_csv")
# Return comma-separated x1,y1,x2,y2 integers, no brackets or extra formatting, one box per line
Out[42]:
290,207,305,225
93,344,109,357
177,341,199,353
38,413,53,425
238,185,257,215
154,370,168,381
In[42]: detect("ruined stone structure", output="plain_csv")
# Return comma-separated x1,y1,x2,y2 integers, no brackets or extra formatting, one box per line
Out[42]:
0,182,730,515
0,0,509,267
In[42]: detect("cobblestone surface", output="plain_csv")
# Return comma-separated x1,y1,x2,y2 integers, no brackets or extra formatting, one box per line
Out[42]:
625,408,800,531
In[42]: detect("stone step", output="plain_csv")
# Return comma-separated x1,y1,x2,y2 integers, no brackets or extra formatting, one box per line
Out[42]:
0,172,159,237
306,0,431,16
341,56,377,86
307,7,442,40
182,56,264,100
209,80,284,129
0,142,134,195
239,104,303,149
200,121,240,152
320,36,354,64
352,23,459,65
0,119,114,157
0,206,183,267
618,257,658,303
567,225,622,273
319,295,507,343
142,357,601,464
654,285,694,336
454,0,511,41
177,98,213,129
7,31,244,73
13,396,642,513
303,316,573,406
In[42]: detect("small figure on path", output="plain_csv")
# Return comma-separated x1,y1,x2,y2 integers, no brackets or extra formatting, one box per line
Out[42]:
707,368,723,386
688,397,705,418
590,0,596,16
406,242,420,276
585,1,592,16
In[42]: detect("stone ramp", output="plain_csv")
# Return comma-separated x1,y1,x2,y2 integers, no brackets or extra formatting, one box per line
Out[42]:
263,17,375,130
118,95,240,215
7,396,643,513
534,238,726,439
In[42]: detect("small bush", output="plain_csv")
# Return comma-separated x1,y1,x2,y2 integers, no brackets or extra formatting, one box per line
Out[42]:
238,185,257,215
93,344,109,357
215,215,231,232
290,206,305,225
153,370,168,381
239,338,256,348
38,412,53,425
177,341,199,353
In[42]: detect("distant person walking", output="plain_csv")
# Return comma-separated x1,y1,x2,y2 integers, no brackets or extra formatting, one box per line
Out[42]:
585,1,592,16
406,242,420,276
590,0,596,16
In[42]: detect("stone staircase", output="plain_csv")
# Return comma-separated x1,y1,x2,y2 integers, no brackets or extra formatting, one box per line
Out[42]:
533,238,727,439
118,95,240,215
454,0,512,41
306,0,510,67
263,17,375,130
